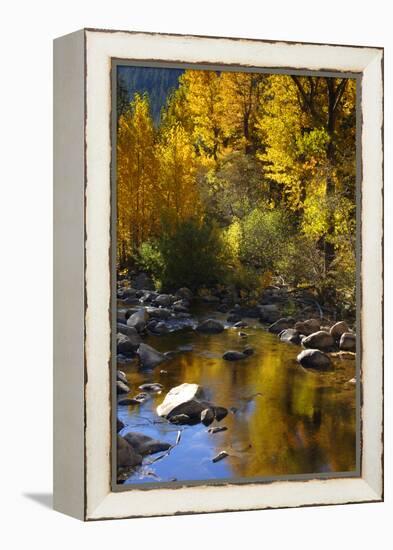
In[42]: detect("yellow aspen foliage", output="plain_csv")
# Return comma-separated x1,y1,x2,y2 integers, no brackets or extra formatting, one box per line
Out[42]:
180,70,225,161
156,122,201,226
220,72,266,154
117,93,158,260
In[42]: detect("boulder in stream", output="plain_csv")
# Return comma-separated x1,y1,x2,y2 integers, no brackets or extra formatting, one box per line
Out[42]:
116,332,139,354
127,309,149,332
340,332,356,352
116,380,130,394
117,435,142,468
157,383,204,417
117,324,142,348
196,319,224,334
302,330,335,351
156,383,227,425
297,349,333,371
295,318,320,336
223,350,247,361
154,294,173,307
201,408,215,426
330,321,349,340
146,307,171,320
123,431,171,456
137,343,167,369
279,328,301,345
175,287,193,300
268,317,295,334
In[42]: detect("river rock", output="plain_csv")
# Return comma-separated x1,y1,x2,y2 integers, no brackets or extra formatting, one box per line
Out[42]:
116,333,138,354
139,382,163,392
133,392,150,403
295,318,320,336
223,350,247,361
268,317,295,334
157,383,204,417
175,287,193,300
330,321,349,340
154,294,173,307
127,309,149,332
117,324,142,348
116,380,130,394
201,408,215,426
208,426,228,434
302,330,335,351
146,307,171,320
168,400,208,424
140,291,157,304
243,346,254,356
227,313,242,323
117,435,142,468
212,451,229,463
170,414,191,424
214,406,228,421
157,383,227,425
196,319,225,334
118,287,137,299
123,431,171,456
234,320,248,328
340,332,356,352
117,418,125,432
137,343,166,369
297,349,333,371
117,370,128,384
133,272,154,290
173,303,189,313
279,328,301,345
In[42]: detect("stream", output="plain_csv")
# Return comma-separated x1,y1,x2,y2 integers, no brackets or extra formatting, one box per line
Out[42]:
117,302,357,485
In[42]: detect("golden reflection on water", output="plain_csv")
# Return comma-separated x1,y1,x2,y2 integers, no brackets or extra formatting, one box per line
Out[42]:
118,322,357,482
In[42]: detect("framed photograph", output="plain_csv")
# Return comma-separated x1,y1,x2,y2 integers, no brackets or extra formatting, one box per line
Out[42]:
53,28,383,520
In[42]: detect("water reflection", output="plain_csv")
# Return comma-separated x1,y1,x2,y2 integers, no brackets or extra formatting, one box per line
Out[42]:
117,318,357,484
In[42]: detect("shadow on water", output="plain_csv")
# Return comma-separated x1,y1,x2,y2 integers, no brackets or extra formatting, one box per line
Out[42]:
117,312,357,485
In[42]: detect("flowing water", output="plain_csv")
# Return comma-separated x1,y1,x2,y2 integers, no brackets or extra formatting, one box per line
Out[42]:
117,308,357,485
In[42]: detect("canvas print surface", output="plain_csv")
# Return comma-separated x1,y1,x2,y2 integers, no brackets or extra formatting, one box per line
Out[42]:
114,65,358,486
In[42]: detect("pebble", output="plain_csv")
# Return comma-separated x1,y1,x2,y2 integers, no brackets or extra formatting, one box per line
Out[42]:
212,451,229,463
208,426,228,434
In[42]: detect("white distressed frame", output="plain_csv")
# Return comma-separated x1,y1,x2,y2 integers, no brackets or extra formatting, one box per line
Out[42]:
54,29,383,521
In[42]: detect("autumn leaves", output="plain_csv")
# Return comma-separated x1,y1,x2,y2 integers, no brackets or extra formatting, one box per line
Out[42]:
117,69,357,311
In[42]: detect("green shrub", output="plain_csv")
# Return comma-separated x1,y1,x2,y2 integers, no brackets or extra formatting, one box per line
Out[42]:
239,206,292,272
138,240,164,288
139,219,229,292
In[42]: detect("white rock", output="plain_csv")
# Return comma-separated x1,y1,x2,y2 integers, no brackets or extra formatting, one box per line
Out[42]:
156,383,204,417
